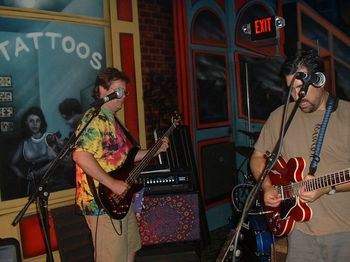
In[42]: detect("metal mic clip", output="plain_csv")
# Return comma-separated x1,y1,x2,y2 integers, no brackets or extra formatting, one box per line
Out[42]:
114,87,125,99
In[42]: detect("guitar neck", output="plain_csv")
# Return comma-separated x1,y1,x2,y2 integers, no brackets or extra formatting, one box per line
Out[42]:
304,168,350,191
280,168,350,198
125,123,176,184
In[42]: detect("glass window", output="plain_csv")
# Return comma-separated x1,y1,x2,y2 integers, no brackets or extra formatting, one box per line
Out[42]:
192,9,226,45
333,36,350,65
301,13,329,50
0,17,106,201
237,54,285,122
0,0,103,18
335,60,350,101
194,52,229,128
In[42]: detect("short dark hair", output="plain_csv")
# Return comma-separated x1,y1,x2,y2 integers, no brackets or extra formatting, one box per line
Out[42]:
21,106,47,139
58,98,83,119
93,67,129,99
281,50,325,76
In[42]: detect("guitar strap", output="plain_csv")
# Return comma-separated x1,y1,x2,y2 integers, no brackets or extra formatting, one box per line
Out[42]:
86,174,104,210
86,116,140,211
114,117,140,149
309,95,338,175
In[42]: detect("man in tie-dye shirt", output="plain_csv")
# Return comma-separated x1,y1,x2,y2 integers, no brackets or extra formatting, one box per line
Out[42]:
73,67,169,262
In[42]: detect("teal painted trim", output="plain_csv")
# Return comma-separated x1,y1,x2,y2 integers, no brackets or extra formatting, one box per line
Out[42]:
195,126,232,141
205,202,233,231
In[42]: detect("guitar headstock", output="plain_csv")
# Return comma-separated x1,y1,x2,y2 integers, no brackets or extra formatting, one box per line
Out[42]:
171,111,182,127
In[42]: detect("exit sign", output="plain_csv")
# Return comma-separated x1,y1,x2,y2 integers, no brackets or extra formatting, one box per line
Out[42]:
250,16,276,41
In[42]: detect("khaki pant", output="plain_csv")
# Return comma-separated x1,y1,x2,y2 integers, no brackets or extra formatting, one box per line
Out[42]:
85,208,141,262
287,230,350,262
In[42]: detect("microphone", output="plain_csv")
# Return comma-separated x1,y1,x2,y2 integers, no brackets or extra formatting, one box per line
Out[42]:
91,87,125,107
295,72,326,88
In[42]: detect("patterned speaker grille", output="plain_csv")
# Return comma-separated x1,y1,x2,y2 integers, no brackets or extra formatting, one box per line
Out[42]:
139,193,200,245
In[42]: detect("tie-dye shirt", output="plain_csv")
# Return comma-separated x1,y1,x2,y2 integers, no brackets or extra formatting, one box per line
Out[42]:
74,106,129,215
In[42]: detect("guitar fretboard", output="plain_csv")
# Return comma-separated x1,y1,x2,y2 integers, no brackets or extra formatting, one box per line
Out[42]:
126,123,177,184
277,168,350,199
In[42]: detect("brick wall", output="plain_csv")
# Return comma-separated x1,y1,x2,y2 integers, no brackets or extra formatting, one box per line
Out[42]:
138,0,178,145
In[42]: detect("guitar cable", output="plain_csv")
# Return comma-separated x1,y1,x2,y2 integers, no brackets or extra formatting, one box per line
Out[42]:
110,216,123,236
270,234,277,262
94,185,123,236
92,210,101,262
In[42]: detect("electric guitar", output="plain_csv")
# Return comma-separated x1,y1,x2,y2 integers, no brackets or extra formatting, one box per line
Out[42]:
98,113,181,220
264,156,350,237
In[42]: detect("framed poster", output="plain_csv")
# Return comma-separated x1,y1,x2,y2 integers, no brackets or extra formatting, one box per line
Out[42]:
0,17,106,201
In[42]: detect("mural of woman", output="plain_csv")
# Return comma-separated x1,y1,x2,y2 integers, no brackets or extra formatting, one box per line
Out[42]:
10,106,71,196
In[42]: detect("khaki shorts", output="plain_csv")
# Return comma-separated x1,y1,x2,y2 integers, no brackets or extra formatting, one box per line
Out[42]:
85,207,141,262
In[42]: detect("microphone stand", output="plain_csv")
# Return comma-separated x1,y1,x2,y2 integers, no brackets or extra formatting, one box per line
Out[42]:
12,104,104,262
226,81,309,262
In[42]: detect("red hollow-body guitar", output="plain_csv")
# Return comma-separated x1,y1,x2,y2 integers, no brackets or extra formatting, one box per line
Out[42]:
98,114,181,220
264,156,350,237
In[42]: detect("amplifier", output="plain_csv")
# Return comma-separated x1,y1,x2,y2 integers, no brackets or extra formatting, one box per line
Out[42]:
138,171,194,195
138,125,198,195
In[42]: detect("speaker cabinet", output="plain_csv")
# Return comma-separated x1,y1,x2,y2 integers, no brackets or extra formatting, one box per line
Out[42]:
138,192,200,245
137,192,201,261
0,238,21,262
200,141,236,204
136,245,200,262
